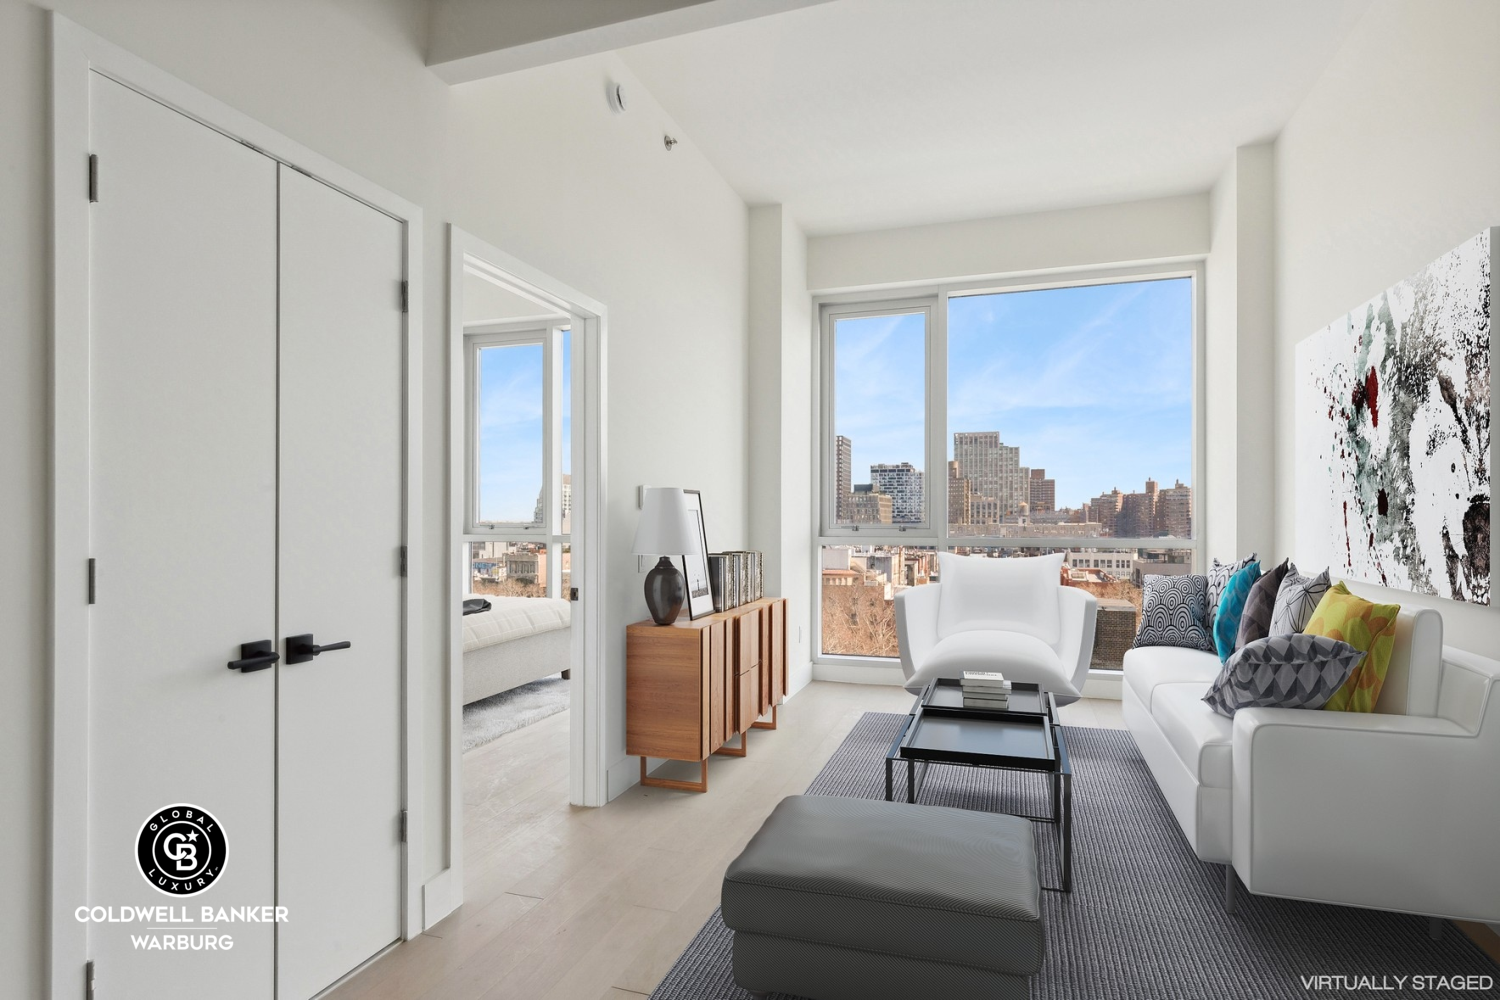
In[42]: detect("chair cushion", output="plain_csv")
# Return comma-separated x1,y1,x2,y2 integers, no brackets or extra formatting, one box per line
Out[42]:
722,795,1044,976
1151,683,1234,788
1123,644,1223,710
908,631,1074,696
936,552,1063,645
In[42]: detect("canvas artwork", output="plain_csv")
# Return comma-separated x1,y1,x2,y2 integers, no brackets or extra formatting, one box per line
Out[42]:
1296,229,1493,604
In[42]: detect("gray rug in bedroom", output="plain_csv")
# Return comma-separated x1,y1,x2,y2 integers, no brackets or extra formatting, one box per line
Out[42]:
461,674,568,752
650,712,1499,1000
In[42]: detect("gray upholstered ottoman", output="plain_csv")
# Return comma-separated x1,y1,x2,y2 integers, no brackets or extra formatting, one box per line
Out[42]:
721,795,1044,1000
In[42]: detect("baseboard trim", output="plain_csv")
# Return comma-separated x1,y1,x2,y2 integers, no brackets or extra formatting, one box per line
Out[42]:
422,868,459,930
1456,921,1500,964
606,754,641,801
1082,670,1123,700
811,660,906,686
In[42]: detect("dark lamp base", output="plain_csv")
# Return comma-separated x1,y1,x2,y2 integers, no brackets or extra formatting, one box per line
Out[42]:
644,555,685,625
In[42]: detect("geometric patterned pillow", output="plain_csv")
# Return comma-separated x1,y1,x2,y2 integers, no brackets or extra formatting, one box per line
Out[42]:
1133,574,1215,652
1268,564,1331,637
1206,553,1257,633
1202,633,1364,718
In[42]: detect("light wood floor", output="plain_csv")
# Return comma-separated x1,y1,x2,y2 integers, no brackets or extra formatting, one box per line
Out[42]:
329,682,1126,1000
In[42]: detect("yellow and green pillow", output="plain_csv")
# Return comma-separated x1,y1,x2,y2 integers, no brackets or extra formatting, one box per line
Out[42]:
1302,582,1400,713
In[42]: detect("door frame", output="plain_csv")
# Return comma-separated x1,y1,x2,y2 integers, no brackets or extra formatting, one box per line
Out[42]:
432,225,608,927
49,14,426,996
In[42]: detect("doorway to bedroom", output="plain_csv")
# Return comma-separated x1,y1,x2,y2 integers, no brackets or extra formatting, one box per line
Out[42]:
436,226,607,926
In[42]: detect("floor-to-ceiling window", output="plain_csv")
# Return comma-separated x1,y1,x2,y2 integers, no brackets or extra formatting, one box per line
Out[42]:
816,269,1201,671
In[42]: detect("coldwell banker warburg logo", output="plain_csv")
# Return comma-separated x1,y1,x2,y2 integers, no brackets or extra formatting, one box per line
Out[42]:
137,804,226,896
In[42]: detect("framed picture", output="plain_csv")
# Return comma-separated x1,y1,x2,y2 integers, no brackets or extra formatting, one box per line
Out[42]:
680,489,715,619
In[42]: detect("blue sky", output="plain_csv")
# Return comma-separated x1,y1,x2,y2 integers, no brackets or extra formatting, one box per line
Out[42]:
834,278,1192,511
478,332,571,524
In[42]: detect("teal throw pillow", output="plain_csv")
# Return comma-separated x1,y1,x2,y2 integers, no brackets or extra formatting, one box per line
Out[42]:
1213,561,1261,662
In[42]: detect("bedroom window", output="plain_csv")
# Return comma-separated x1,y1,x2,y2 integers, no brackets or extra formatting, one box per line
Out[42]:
464,323,571,597
815,270,1201,666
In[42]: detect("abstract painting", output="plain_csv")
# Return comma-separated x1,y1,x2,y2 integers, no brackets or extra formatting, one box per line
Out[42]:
1296,229,1493,604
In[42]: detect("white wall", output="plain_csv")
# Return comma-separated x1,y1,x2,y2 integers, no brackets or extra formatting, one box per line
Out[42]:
806,193,1210,293
1205,144,1276,562
748,205,813,693
1273,0,1500,654
445,55,750,799
0,2,749,993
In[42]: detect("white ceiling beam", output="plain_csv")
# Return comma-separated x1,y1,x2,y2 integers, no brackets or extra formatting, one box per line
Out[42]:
427,0,834,84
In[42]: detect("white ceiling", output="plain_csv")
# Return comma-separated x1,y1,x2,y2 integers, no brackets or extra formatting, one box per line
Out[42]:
621,0,1370,235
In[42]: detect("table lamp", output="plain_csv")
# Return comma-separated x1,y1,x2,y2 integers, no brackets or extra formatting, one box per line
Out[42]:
632,487,702,625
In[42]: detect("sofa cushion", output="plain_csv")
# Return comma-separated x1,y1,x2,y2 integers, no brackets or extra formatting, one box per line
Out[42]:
1307,583,1401,713
722,795,1044,977
1206,553,1257,632
1235,558,1289,652
1133,573,1214,652
1151,682,1234,789
1213,561,1261,662
1269,564,1331,637
1123,645,1223,711
910,631,1074,696
1202,633,1362,717
936,552,1063,646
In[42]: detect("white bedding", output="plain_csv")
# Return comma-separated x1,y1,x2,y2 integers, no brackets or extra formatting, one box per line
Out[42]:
463,595,571,653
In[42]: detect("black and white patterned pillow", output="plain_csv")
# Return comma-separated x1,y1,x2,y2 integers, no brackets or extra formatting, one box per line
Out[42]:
1133,574,1215,652
1268,564,1332,637
1202,633,1362,717
1206,554,1257,632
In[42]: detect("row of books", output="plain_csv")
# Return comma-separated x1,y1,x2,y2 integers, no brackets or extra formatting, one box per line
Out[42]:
708,551,763,612
961,670,1013,710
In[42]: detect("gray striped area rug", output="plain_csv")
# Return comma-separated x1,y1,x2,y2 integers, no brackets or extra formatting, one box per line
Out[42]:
650,712,1498,999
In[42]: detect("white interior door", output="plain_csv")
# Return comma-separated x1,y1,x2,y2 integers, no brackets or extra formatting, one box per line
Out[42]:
275,166,406,999
87,73,277,999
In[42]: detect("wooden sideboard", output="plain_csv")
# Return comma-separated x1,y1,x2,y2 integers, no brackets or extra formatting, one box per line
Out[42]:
626,597,788,792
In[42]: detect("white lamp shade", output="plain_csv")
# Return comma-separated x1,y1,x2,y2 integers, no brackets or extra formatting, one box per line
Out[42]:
632,488,703,556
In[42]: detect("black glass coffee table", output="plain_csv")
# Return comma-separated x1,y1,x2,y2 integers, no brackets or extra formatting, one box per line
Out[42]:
885,678,1073,891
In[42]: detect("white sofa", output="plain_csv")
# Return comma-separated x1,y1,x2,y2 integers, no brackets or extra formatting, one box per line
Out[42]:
895,553,1098,703
1124,607,1500,924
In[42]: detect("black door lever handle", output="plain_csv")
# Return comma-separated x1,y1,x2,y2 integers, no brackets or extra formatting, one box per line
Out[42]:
229,639,280,672
286,633,353,664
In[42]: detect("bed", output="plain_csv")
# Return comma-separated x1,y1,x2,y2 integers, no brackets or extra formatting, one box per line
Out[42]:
462,595,572,705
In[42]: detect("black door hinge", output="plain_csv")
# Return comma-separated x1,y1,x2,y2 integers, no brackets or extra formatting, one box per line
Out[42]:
569,587,578,602
85,959,96,1000
87,558,96,605
88,154,98,203
398,545,407,578
399,280,409,314
399,810,408,843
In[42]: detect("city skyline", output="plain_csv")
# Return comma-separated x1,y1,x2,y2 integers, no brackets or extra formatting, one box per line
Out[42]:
833,277,1193,510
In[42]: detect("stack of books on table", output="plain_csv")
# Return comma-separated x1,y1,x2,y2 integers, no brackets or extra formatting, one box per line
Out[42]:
961,670,1013,710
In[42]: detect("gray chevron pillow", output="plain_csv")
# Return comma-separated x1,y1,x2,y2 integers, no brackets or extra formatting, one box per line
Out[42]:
1133,574,1215,652
1202,633,1362,718
1268,564,1331,637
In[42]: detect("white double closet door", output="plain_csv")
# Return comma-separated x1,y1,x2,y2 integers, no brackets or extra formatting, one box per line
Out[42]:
88,74,405,999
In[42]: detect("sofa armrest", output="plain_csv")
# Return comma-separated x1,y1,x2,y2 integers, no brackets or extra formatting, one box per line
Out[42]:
894,584,941,683
1055,586,1097,698
1231,703,1500,921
